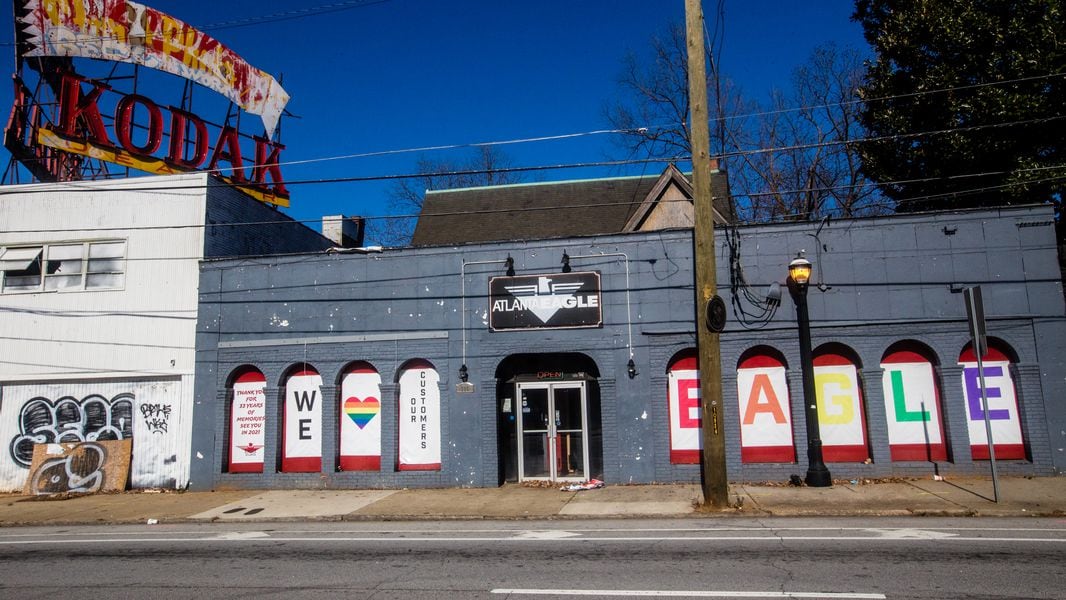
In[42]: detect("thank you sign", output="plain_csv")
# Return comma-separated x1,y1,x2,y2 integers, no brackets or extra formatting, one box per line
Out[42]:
489,271,602,330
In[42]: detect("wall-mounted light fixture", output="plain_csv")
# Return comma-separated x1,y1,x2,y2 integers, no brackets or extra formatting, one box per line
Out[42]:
561,251,571,273
627,358,638,379
459,364,469,383
505,255,515,277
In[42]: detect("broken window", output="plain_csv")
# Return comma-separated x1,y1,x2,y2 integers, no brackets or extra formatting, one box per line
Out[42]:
44,244,84,291
0,240,126,293
0,246,43,292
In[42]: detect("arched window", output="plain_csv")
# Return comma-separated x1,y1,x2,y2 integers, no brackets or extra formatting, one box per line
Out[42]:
813,345,870,462
397,359,441,471
958,340,1025,460
281,365,323,472
666,349,700,464
228,367,266,473
736,347,795,463
880,343,948,461
338,361,382,471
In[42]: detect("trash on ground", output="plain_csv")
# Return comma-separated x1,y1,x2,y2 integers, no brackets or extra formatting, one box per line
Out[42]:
146,518,158,525
560,479,604,492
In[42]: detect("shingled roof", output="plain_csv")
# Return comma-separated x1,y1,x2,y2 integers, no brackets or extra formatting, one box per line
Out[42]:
409,164,733,246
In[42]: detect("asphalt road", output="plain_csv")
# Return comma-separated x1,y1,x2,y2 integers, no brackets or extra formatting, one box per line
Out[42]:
0,517,1063,599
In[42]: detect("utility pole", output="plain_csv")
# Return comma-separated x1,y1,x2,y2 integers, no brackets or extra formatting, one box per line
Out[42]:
685,0,729,508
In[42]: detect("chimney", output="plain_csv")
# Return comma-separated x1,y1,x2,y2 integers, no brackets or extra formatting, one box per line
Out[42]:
322,215,365,248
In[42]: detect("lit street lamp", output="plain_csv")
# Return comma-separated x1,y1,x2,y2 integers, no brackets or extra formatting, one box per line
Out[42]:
787,254,832,487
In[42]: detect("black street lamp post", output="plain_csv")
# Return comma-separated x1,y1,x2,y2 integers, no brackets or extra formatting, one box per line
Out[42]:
787,254,832,487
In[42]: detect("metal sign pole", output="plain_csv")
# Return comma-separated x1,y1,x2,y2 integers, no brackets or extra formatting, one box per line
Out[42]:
965,286,999,503
973,348,1000,503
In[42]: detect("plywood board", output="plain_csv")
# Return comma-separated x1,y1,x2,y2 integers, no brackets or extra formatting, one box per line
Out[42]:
23,440,132,496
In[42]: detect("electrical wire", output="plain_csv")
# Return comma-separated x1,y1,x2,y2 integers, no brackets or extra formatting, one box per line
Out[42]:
726,223,781,329
5,109,1063,205
4,162,1064,236
0,0,395,47
715,70,1066,125
7,55,1066,176
197,0,394,31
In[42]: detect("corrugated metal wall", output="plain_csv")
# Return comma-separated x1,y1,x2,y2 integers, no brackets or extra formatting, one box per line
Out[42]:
0,174,207,385
0,378,188,492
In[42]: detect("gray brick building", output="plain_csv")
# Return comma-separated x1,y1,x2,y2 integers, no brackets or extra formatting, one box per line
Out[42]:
191,204,1066,490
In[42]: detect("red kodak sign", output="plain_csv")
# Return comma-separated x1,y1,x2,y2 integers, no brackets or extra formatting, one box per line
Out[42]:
38,73,289,207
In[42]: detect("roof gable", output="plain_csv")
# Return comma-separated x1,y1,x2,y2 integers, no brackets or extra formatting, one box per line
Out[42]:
622,164,694,231
409,165,733,247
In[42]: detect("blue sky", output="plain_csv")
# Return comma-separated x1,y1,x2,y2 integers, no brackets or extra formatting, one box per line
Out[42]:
0,1,868,239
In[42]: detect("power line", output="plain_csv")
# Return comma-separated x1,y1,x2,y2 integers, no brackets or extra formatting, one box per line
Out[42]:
6,43,1066,176
718,114,1066,163
3,164,1063,237
197,0,394,31
714,71,1066,125
3,269,1060,320
6,109,1063,198
0,156,688,196
0,334,193,350
0,0,394,47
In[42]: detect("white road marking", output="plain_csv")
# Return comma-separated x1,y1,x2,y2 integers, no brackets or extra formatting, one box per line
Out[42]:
210,531,270,541
0,535,1064,546
0,525,1062,539
869,528,958,539
513,530,582,539
490,589,886,598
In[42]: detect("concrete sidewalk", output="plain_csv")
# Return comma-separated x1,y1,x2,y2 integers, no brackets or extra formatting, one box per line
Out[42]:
1,476,1064,527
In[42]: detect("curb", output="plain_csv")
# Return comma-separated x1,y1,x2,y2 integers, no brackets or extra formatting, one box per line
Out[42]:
6,508,1063,528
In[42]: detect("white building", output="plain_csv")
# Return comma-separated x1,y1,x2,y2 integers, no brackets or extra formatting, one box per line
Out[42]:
0,173,332,492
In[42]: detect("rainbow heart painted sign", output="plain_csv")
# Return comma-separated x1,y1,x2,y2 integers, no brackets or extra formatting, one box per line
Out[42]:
339,366,382,471
344,396,380,429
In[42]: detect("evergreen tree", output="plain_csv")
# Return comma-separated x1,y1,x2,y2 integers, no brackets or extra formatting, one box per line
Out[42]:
854,0,1066,216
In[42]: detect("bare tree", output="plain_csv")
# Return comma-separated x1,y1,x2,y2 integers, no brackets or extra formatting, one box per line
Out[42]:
736,44,879,221
370,146,522,246
606,24,743,160
608,26,881,222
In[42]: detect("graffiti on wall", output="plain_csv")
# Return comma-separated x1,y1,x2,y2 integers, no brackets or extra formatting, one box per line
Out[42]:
140,403,172,435
9,393,134,468
24,440,132,496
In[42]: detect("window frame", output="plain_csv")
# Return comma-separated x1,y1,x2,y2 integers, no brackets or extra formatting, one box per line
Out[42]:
0,240,127,294
0,246,44,292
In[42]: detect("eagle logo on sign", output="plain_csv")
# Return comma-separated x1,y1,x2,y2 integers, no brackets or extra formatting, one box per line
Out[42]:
237,443,264,455
504,276,584,324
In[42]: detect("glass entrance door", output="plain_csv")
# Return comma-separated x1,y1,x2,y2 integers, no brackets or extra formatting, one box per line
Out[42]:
517,381,588,482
